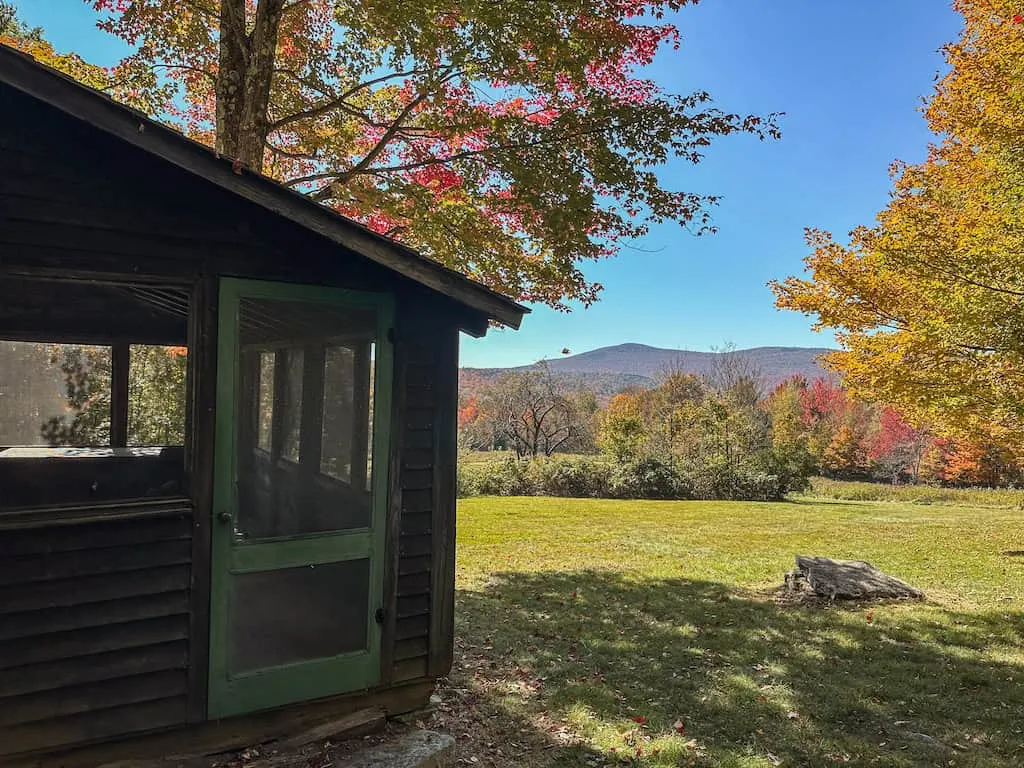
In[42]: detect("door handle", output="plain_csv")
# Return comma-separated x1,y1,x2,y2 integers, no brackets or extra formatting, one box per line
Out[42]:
217,510,233,525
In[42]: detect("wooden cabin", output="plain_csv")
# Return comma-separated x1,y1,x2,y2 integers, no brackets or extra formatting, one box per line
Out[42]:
0,45,527,764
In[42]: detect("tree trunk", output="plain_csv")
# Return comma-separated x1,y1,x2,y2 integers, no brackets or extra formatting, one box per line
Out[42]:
215,0,285,173
215,0,247,161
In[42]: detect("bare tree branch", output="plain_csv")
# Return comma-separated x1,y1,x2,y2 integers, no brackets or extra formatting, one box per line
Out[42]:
152,61,217,83
268,67,438,130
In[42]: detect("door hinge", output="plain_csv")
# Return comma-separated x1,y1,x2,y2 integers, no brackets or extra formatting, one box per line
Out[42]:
374,607,386,625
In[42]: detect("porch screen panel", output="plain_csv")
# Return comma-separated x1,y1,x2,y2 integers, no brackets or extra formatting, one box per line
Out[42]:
229,559,370,673
0,342,111,447
234,299,377,540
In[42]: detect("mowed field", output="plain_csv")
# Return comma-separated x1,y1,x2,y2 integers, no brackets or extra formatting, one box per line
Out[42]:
433,497,1024,767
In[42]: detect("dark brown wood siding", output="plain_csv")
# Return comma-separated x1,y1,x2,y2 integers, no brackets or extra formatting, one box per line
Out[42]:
386,316,460,685
392,323,436,684
0,501,193,758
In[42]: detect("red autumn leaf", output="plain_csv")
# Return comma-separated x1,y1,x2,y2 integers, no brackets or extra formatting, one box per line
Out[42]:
1014,13,1023,23
632,715,647,724
866,609,875,624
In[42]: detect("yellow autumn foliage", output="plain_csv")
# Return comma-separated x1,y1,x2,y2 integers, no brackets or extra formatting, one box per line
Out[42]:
772,0,1024,449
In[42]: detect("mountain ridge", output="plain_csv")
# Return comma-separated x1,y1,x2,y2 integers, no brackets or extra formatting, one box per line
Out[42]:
461,343,836,397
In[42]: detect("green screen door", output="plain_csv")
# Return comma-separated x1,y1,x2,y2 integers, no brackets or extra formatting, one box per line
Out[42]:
208,278,392,718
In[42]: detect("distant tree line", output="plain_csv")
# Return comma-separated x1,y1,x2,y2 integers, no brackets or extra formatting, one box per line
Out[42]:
458,351,1024,500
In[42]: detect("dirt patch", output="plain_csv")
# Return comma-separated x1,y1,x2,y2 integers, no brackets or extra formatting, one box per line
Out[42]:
426,637,599,767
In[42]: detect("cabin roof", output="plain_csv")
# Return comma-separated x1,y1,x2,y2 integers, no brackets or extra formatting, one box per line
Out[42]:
0,44,529,330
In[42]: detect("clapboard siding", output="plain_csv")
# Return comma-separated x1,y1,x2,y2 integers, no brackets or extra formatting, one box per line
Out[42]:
0,616,189,670
396,614,430,642
0,514,192,557
0,593,191,643
399,555,432,576
428,327,459,678
0,539,192,585
0,566,190,614
392,657,429,683
0,697,190,757
0,501,193,759
392,342,437,681
393,637,429,662
0,670,187,729
398,571,431,596
0,642,189,698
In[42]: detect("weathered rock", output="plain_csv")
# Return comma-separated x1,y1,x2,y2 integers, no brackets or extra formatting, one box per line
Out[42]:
336,730,455,768
786,556,924,601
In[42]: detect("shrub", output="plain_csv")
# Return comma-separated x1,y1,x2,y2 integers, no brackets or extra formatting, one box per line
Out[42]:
610,457,690,500
457,461,484,498
758,447,815,495
684,461,784,501
532,456,614,498
459,453,798,502
472,455,539,497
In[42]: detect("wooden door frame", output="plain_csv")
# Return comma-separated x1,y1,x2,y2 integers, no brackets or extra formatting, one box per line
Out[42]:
208,277,394,719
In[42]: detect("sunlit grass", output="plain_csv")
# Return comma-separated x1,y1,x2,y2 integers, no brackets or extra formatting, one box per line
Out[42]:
450,497,1024,767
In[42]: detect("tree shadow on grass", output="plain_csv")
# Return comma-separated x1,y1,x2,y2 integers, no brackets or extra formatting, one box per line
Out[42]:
444,571,1024,767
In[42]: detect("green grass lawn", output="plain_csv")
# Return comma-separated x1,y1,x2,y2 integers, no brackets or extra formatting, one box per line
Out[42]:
442,497,1024,767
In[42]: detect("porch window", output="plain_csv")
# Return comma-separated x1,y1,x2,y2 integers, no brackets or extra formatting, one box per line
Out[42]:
0,341,113,448
0,278,190,510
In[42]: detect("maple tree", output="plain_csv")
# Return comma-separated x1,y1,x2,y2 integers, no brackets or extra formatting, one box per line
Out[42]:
771,0,1024,442
869,408,931,484
4,1,778,309
763,376,816,480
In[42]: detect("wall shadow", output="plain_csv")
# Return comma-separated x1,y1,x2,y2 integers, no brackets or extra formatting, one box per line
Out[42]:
445,571,1023,766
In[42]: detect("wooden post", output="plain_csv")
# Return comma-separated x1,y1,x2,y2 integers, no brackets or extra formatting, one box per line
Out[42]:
299,345,325,471
185,273,218,723
110,342,130,447
270,352,289,465
378,315,405,686
351,342,372,491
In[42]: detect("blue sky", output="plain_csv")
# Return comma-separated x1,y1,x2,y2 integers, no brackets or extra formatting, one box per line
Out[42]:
13,1,962,367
